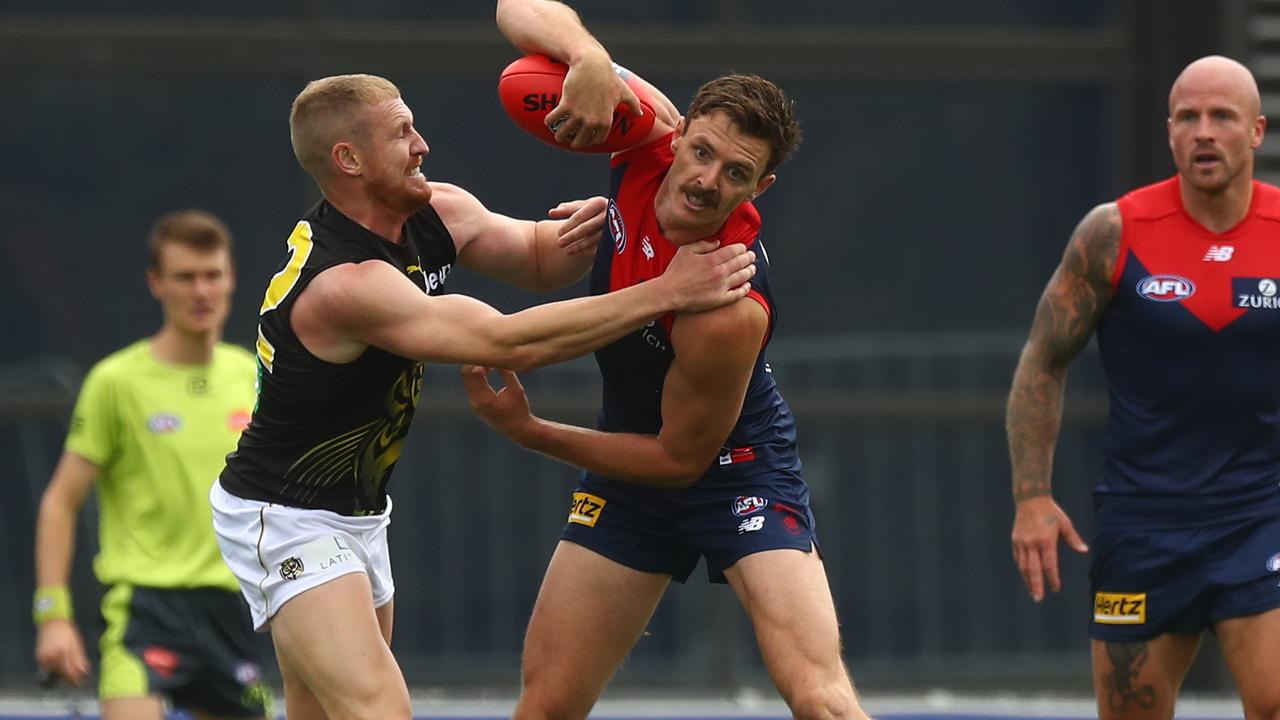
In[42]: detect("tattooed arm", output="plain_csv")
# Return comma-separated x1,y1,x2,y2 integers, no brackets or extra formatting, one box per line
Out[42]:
1007,202,1121,601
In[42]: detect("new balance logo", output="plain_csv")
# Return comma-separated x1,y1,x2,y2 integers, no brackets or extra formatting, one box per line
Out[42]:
1204,245,1235,262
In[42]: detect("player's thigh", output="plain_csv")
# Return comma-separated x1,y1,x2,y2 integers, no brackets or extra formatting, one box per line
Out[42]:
1215,606,1280,717
271,635,327,720
270,572,409,720
722,545,849,697
375,596,394,644
522,541,670,698
1091,633,1201,720
1207,514,1280,717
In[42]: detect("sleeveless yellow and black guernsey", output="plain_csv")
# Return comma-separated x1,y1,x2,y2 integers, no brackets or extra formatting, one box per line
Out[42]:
220,200,456,516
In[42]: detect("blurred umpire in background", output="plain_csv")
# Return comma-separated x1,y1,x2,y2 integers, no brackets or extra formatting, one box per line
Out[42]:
33,210,271,720
1009,56,1280,720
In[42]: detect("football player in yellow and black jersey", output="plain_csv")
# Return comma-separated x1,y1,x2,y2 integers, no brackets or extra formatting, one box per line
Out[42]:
34,211,271,720
210,68,760,719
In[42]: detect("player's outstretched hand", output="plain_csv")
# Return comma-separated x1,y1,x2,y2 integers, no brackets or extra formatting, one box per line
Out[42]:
551,196,606,257
34,619,90,687
461,365,535,444
662,240,757,313
1011,495,1089,602
547,50,642,149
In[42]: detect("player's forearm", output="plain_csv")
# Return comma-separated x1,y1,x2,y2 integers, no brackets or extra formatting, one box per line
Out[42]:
519,417,703,487
496,0,608,65
34,492,79,589
489,281,671,370
1006,355,1068,502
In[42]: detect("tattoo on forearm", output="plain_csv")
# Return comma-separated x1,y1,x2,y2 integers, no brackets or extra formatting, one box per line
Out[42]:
1008,204,1121,501
1104,641,1157,712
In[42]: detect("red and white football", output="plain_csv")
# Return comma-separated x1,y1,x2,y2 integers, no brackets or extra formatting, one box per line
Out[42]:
497,54,657,154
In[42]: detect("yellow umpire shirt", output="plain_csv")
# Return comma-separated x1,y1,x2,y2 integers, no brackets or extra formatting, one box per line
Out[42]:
64,340,256,591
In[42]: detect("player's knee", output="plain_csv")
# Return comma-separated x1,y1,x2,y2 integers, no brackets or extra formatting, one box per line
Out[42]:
786,680,863,720
516,671,593,720
318,674,411,720
339,694,412,720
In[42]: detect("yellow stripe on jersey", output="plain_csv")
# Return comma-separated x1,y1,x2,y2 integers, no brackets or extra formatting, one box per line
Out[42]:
256,326,275,374
260,221,315,315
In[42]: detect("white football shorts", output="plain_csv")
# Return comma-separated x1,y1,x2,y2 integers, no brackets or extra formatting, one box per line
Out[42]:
210,480,394,631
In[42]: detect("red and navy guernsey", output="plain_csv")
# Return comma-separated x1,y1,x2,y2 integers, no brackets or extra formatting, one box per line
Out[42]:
1096,175,1280,526
584,132,803,497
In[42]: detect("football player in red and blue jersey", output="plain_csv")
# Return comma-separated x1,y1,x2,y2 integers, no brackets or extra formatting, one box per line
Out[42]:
461,3,872,719
1009,55,1280,720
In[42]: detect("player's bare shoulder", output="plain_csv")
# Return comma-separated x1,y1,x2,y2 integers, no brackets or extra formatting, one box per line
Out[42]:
673,294,768,359
1027,202,1122,360
427,181,491,252
425,182,479,222
1063,202,1122,290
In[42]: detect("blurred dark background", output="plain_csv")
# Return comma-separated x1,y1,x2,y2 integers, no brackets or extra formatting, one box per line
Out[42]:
0,0,1270,700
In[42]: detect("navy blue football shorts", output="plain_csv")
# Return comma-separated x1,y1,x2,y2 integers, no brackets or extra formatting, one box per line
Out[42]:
1088,513,1280,641
560,475,821,583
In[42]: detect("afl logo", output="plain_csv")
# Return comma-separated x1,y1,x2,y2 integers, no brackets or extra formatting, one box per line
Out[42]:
234,662,261,685
1267,552,1280,573
607,199,626,254
1136,274,1195,302
146,413,182,434
732,496,769,517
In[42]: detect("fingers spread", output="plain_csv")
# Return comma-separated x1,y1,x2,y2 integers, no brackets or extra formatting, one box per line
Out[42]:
498,368,523,390
1062,518,1090,553
1022,550,1045,602
1043,543,1062,593
459,365,493,394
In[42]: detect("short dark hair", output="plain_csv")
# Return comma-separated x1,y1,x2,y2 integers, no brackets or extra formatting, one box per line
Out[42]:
147,210,233,270
686,74,802,176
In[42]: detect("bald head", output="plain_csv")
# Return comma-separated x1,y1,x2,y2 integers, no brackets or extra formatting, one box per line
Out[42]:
1169,55,1261,117
290,74,401,181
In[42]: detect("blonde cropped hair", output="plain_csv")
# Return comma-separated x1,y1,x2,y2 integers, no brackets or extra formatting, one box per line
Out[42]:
290,74,401,179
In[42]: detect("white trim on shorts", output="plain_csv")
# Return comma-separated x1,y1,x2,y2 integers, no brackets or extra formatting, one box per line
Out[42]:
210,480,394,631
